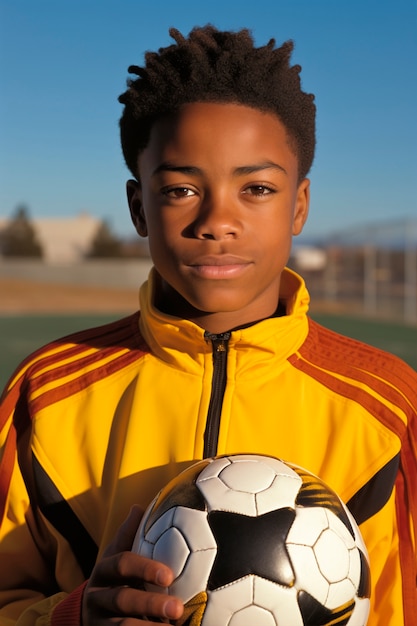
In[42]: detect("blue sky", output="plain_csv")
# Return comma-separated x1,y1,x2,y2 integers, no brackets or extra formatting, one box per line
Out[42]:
0,0,416,240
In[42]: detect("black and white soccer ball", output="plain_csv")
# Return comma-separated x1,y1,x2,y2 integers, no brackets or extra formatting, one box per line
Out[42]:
132,454,371,626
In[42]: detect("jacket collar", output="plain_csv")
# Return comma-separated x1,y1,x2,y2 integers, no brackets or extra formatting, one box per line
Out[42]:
138,267,310,370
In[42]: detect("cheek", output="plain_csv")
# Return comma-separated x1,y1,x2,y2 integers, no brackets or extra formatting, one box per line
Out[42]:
257,217,293,250
146,224,178,265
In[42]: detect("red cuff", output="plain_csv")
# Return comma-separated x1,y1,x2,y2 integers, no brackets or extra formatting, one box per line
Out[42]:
51,581,88,626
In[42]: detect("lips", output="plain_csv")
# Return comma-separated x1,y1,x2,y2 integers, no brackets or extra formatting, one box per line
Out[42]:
187,255,252,279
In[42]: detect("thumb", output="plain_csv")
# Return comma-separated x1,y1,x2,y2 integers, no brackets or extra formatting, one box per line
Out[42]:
103,504,144,557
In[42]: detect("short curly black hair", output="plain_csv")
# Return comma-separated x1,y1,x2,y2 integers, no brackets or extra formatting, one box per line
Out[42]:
118,25,316,181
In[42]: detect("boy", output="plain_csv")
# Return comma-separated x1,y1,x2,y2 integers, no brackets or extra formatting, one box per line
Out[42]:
0,25,416,626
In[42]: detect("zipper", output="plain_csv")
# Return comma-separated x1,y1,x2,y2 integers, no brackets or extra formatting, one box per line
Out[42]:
203,331,231,458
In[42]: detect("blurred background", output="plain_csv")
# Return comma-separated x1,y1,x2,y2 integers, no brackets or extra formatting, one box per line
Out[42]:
1,0,416,387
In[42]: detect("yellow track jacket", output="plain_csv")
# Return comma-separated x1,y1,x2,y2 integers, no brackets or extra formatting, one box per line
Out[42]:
0,268,416,625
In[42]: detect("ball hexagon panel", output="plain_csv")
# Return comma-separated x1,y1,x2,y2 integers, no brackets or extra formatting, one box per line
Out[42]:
314,527,351,582
196,455,302,516
204,576,304,626
286,507,364,610
136,506,217,604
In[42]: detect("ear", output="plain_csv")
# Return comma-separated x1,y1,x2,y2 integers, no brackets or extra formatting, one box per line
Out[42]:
126,179,148,237
292,178,310,236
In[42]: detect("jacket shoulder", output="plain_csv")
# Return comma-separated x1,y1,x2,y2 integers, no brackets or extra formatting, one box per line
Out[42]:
2,312,149,398
302,316,415,378
290,317,417,435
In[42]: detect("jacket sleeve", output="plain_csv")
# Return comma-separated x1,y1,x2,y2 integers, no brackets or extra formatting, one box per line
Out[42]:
369,402,417,625
0,369,85,625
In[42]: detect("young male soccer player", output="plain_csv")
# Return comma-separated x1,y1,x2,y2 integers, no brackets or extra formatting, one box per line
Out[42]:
0,26,416,626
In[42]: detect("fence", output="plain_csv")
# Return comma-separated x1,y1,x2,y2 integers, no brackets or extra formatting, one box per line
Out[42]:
290,218,417,324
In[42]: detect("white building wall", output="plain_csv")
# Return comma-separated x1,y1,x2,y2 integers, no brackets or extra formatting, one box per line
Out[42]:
0,213,101,263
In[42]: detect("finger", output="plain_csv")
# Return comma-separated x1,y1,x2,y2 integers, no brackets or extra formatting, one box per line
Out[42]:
91,550,175,589
86,585,183,622
103,505,145,558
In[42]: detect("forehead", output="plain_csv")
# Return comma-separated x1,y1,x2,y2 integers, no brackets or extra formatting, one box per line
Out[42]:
138,102,298,176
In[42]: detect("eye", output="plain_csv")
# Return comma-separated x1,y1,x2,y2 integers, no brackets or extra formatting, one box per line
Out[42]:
162,186,196,198
242,184,275,197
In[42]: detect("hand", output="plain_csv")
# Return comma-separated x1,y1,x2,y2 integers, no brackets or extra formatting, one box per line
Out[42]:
82,505,184,624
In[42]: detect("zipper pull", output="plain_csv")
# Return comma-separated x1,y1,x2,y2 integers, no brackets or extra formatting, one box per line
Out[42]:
205,331,231,352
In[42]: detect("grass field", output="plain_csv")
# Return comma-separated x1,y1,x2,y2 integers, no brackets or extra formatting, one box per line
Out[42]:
0,312,415,390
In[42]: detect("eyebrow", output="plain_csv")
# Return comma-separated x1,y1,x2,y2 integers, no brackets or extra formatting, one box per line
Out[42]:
234,161,287,176
152,163,201,177
151,160,287,177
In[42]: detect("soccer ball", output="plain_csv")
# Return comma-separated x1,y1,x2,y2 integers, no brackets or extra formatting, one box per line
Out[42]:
132,454,371,626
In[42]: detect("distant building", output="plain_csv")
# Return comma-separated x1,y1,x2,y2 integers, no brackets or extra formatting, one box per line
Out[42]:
290,245,327,271
0,213,101,263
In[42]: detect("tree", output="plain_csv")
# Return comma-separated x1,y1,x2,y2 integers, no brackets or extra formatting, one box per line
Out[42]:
86,220,123,258
0,205,43,257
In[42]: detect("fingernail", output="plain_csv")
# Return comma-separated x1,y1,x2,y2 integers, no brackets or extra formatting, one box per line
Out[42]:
156,568,171,586
164,598,180,619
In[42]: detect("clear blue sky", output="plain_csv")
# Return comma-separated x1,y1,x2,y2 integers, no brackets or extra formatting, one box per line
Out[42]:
0,0,416,240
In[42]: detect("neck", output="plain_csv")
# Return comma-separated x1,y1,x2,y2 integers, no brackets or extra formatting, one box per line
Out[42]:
153,276,285,334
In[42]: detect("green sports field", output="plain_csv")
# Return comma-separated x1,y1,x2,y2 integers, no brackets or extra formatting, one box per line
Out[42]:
0,313,416,390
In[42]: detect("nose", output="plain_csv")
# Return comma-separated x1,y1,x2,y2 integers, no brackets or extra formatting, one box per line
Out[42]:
193,192,242,240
